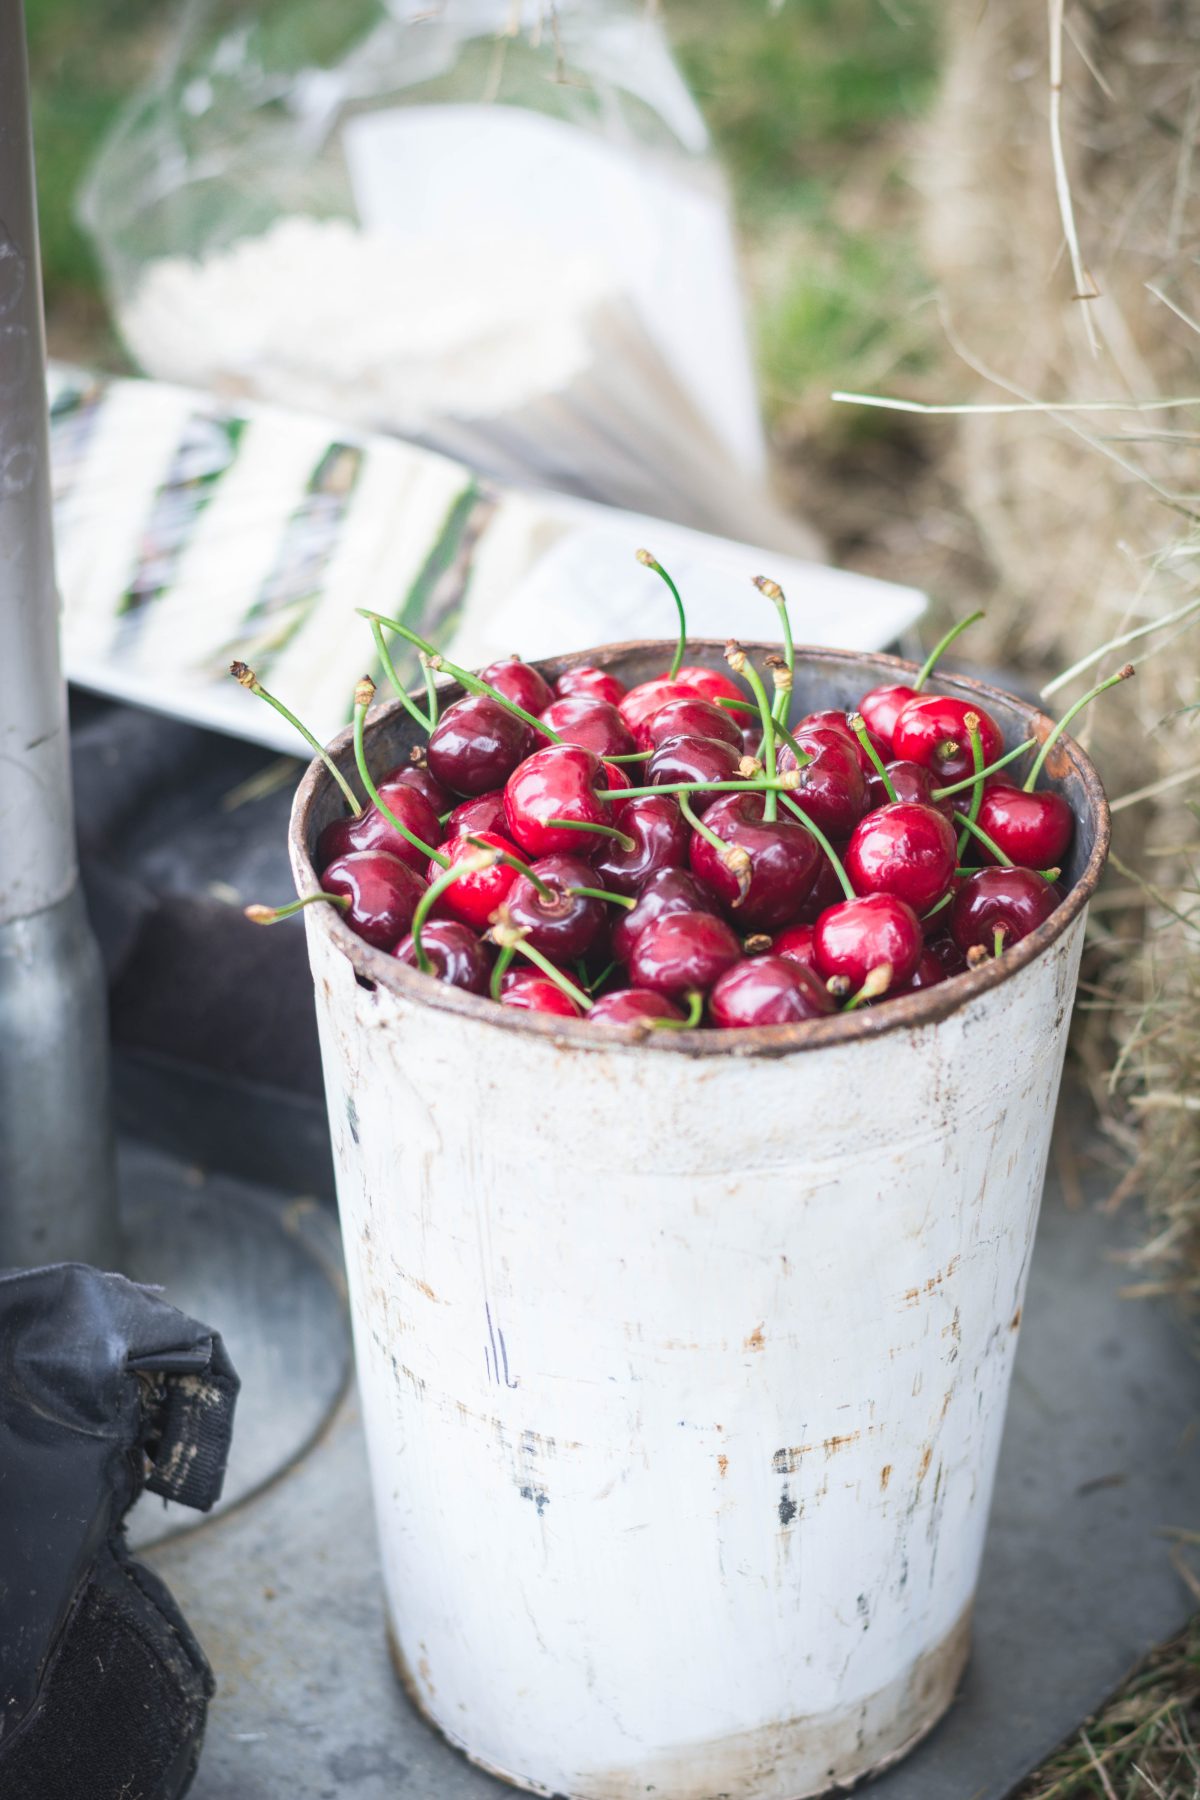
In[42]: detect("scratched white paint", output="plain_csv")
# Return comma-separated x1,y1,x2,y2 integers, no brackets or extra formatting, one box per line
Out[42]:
302,908,1085,1800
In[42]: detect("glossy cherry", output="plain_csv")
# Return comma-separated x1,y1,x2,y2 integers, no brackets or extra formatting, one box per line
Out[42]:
894,948,948,993
857,682,918,750
866,759,955,821
506,854,609,960
813,893,923,989
593,795,689,896
950,868,1058,956
538,695,636,758
799,709,889,777
316,780,442,875
432,830,522,931
498,971,582,1018
891,696,1004,785
708,956,835,1028
555,665,626,708
771,922,817,969
394,920,491,994
611,868,719,964
379,760,452,816
975,783,1073,868
636,696,742,752
445,790,507,839
427,694,535,796
627,909,742,997
676,666,746,709
618,678,699,734
779,728,867,839
503,744,620,857
688,792,821,931
589,990,686,1026
845,802,957,912
791,847,848,926
479,656,553,718
647,735,743,812
321,850,426,950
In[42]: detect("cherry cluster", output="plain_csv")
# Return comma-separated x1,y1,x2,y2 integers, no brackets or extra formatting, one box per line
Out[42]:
240,558,1129,1032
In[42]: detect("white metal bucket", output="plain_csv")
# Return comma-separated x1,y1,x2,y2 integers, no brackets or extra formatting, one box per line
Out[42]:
290,643,1109,1800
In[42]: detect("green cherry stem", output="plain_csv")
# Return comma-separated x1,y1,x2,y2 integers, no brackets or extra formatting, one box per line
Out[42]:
358,609,562,745
649,989,705,1030
636,549,687,680
679,792,752,905
420,653,441,731
993,925,1008,958
726,642,777,820
544,818,636,854
244,892,350,925
913,610,985,691
921,890,954,922
603,750,654,763
594,777,794,800
567,886,637,910
368,619,434,735
779,793,857,901
489,940,516,1002
230,662,362,815
410,851,497,973
353,677,450,868
848,710,897,802
716,696,813,769
933,739,1036,798
753,576,794,721
955,713,986,860
954,810,1013,866
498,930,593,1011
1024,664,1135,792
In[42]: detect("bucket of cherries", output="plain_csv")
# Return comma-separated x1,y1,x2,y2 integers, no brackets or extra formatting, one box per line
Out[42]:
242,555,1118,1038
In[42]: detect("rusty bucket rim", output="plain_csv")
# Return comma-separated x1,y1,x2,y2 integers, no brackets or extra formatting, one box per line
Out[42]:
288,639,1111,1058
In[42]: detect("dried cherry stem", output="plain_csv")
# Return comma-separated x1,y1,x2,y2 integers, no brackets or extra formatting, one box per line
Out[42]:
636,548,688,679
953,810,1012,866
913,610,985,691
1023,664,1135,792
932,739,1035,798
230,662,361,815
844,964,893,1010
753,575,794,722
848,711,897,802
778,794,857,901
726,642,777,819
715,697,812,768
567,886,637,910
492,921,593,1012
465,836,553,900
544,818,636,853
649,990,705,1031
367,618,435,735
411,851,497,973
679,793,752,904
244,892,350,925
358,609,563,744
353,677,450,868
955,713,986,861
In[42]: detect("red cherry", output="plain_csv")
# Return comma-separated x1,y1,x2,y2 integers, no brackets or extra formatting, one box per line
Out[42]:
589,989,686,1026
593,794,689,896
618,678,698,734
771,922,816,969
779,729,867,839
799,709,889,777
925,932,968,979
891,696,1004,785
394,920,491,993
379,761,452,816
813,893,923,989
499,972,581,1017
858,683,918,749
950,868,1058,955
539,695,636,758
648,734,743,813
479,656,553,717
446,791,507,839
611,868,719,964
867,759,955,821
892,948,949,994
316,780,442,875
555,665,626,708
503,744,616,858
791,847,848,925
506,854,608,960
845,802,957,912
628,909,742,997
975,783,1073,868
708,956,835,1028
322,850,426,950
636,696,743,753
676,666,746,709
432,831,521,931
688,792,821,931
428,694,535,796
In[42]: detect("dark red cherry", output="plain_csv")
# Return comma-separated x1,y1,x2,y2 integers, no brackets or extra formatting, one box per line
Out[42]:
779,729,867,838
555,665,626,708
858,682,918,749
394,920,491,994
593,794,689,897
975,783,1073,868
589,989,686,1026
479,656,553,717
618,678,698,734
612,868,719,964
506,854,608,959
648,735,743,813
432,831,522,931
893,947,948,993
628,909,742,997
503,744,628,857
322,850,426,950
636,696,742,753
845,802,957,912
772,922,816,969
708,956,834,1028
867,759,955,821
427,694,535,796
676,666,746,709
799,709,888,777
813,893,923,989
316,779,442,875
539,695,636,758
688,792,821,931
446,790,507,839
791,846,848,925
950,868,1058,956
925,932,968,979
891,695,1004,785
499,972,581,1017
381,761,452,816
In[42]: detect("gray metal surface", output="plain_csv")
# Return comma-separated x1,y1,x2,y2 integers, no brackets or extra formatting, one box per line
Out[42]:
149,1125,1199,1800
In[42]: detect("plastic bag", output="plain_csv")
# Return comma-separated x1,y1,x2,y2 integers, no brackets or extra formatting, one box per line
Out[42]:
81,0,812,551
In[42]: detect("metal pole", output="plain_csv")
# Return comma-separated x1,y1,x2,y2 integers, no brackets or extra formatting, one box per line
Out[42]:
0,0,120,1266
